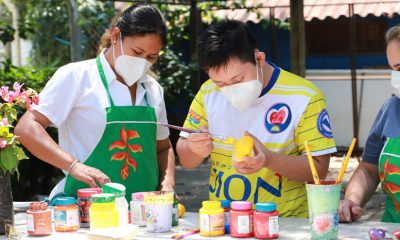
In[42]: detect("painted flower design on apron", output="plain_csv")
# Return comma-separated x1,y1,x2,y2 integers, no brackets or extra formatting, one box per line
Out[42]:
380,157,400,212
109,124,143,180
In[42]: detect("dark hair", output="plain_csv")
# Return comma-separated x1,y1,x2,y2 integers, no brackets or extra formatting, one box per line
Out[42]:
99,4,167,52
386,24,400,45
197,19,259,72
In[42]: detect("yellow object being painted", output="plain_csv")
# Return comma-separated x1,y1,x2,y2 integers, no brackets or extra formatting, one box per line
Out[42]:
233,136,254,162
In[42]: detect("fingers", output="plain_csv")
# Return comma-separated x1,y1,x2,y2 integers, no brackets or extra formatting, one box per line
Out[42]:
244,131,263,156
339,199,362,223
351,205,363,221
70,162,110,188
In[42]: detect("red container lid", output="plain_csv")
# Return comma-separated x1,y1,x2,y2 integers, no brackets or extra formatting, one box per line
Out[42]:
77,188,102,197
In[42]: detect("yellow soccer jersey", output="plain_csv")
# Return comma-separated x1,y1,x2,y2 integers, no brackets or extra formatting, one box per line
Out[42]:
180,63,336,218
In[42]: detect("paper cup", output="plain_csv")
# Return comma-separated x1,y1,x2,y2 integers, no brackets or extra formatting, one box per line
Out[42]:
306,180,341,240
143,191,173,233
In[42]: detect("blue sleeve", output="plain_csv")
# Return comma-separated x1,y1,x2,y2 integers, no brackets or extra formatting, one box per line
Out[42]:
362,97,400,164
361,99,389,164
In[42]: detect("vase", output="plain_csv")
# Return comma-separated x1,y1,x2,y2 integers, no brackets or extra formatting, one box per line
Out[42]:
0,169,14,235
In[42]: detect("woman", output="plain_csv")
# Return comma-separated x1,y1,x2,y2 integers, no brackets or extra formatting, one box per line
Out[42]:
15,4,175,202
339,25,400,222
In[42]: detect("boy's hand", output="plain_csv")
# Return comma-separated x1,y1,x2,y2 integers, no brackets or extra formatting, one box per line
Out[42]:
186,126,214,158
232,131,271,174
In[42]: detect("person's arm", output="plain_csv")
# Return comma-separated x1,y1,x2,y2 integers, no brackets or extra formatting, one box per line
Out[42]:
232,131,330,181
339,162,380,222
176,126,213,169
15,110,110,187
157,138,175,191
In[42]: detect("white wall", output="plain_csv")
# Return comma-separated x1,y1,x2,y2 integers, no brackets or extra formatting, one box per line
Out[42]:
307,69,394,148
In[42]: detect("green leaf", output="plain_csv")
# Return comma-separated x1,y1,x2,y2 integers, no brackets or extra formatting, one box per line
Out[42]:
0,147,18,172
15,147,29,161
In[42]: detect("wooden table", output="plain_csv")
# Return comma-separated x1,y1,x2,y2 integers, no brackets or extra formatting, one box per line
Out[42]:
3,212,400,239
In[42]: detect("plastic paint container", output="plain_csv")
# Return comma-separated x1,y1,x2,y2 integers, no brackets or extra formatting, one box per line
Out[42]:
199,201,225,237
54,197,80,232
89,193,119,229
230,201,253,238
220,200,231,234
77,188,102,228
26,202,52,236
254,202,279,239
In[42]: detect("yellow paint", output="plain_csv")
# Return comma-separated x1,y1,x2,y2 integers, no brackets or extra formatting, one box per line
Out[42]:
233,136,254,162
199,201,225,237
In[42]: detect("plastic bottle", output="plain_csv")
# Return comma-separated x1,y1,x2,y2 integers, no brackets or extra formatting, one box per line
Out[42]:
230,201,253,238
89,193,119,229
199,201,225,237
103,183,129,226
172,192,179,226
130,192,146,227
220,200,231,234
54,197,80,232
77,188,102,228
254,202,279,239
26,202,52,236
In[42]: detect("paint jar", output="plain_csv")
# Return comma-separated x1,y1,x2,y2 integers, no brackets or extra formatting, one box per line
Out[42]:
130,192,146,227
254,202,279,239
172,193,179,226
77,188,102,228
144,191,174,233
103,183,129,226
220,200,231,234
54,197,80,232
26,202,52,236
199,201,225,237
230,201,253,238
89,193,119,229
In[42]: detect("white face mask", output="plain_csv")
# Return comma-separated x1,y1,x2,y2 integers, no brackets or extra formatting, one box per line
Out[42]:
219,58,263,112
391,70,400,96
113,33,152,86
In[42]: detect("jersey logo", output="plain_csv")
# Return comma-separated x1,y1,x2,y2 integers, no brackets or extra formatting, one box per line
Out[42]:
317,109,333,138
188,109,201,125
265,103,292,134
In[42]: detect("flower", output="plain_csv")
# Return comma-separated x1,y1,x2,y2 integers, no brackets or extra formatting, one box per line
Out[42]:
312,213,334,235
0,82,39,178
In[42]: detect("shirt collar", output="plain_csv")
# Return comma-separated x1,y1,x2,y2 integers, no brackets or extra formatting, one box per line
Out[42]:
99,49,117,85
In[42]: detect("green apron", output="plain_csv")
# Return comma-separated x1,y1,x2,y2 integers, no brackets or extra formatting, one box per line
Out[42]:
64,56,159,203
379,137,400,222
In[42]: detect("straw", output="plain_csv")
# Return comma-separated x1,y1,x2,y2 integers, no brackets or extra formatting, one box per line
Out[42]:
304,141,320,184
336,138,357,184
172,228,200,239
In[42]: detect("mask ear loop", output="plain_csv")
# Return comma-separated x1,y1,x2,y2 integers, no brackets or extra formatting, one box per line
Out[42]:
119,31,125,55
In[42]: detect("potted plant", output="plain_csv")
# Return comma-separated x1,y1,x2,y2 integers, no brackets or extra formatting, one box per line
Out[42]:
0,82,38,235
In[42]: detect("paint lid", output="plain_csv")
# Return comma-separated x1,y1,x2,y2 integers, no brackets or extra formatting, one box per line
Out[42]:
54,197,77,206
231,201,252,210
103,183,126,197
202,201,221,210
91,193,115,203
132,192,144,201
256,202,276,212
220,200,231,208
77,188,102,198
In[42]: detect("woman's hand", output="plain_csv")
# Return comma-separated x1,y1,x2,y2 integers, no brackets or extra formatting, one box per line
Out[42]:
186,126,214,158
69,162,111,187
339,199,363,222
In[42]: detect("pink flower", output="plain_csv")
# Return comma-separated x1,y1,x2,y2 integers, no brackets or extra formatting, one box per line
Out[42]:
13,82,23,92
32,95,39,105
0,118,9,126
0,86,9,100
313,214,334,235
0,138,7,149
7,91,15,103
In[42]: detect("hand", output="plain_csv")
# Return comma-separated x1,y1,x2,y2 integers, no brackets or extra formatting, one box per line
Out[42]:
186,126,213,158
232,131,271,174
339,199,363,222
69,161,111,188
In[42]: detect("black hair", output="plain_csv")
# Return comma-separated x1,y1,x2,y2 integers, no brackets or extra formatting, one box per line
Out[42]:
99,4,167,52
198,19,259,72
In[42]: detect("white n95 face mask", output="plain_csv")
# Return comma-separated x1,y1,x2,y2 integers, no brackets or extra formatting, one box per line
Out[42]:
391,70,400,96
219,59,263,112
113,33,152,86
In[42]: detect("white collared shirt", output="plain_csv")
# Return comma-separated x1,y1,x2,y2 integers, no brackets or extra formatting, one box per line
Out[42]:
33,50,170,166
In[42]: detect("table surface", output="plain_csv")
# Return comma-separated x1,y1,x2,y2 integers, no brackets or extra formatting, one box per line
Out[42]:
3,212,400,240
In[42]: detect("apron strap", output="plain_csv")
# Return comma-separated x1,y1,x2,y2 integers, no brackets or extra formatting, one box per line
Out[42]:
96,56,115,107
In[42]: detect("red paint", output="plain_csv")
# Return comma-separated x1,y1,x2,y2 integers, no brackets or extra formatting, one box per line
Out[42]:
26,202,52,236
230,201,253,238
254,203,279,239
